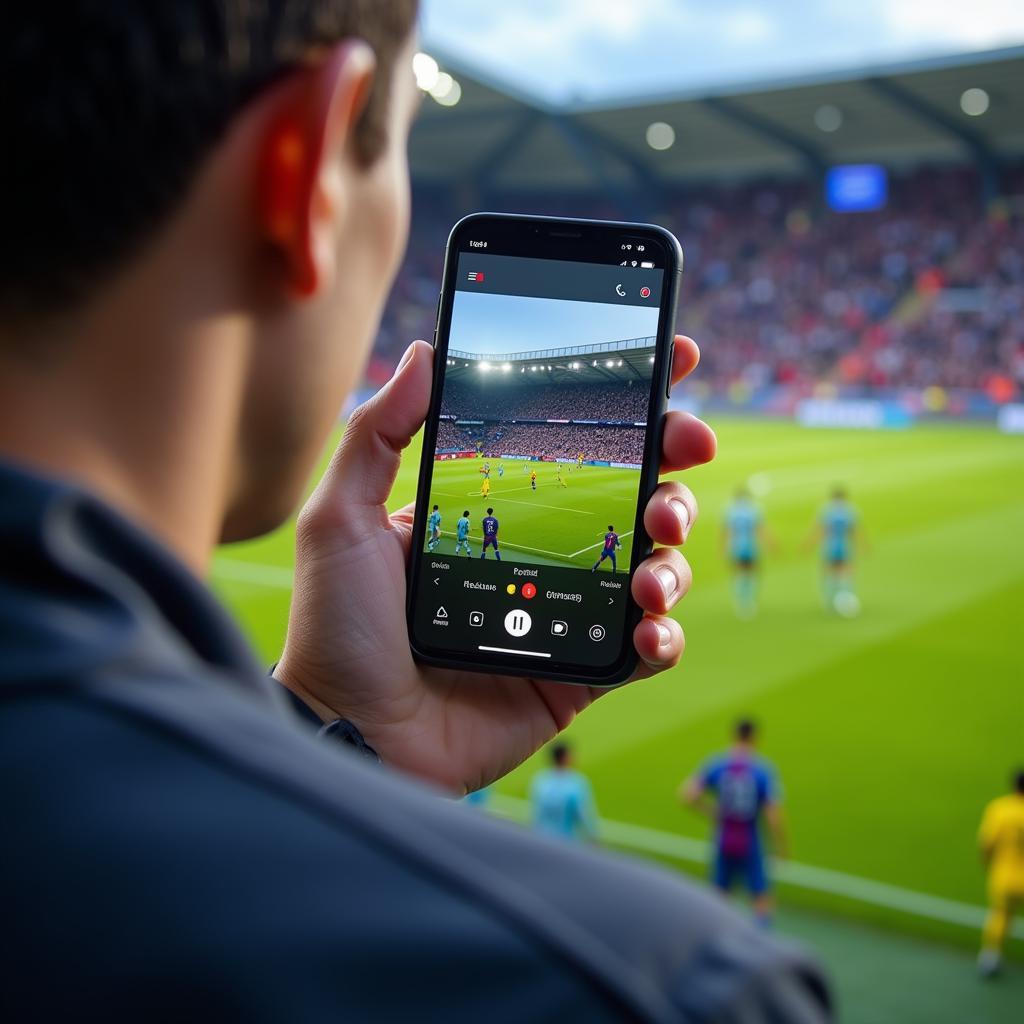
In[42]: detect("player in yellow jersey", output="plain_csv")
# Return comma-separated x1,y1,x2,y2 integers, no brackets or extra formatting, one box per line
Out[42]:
481,476,491,498
977,769,1024,977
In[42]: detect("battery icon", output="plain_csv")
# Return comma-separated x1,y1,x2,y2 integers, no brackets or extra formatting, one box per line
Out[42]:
640,261,655,268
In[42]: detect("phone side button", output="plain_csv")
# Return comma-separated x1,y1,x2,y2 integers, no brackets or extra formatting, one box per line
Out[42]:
432,292,442,347
665,346,675,398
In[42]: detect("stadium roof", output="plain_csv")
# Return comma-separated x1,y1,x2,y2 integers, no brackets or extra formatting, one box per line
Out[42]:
411,45,1024,192
444,338,656,385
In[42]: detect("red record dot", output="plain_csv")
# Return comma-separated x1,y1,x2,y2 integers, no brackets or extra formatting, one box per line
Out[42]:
521,582,537,600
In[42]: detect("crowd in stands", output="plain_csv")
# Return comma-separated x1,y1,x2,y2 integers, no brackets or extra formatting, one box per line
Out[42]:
368,164,1024,402
440,379,648,422
487,424,645,464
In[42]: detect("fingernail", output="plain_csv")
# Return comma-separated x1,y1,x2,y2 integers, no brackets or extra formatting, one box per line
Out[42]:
656,622,672,647
655,564,679,601
669,497,691,539
395,342,417,375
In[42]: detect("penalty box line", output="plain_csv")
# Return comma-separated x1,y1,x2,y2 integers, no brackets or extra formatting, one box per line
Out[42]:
569,530,634,558
428,529,580,563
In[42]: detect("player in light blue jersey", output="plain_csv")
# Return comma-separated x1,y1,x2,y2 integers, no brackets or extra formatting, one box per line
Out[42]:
426,504,441,552
454,509,472,556
722,486,770,618
530,743,599,843
681,719,786,929
498,464,504,478
812,486,863,616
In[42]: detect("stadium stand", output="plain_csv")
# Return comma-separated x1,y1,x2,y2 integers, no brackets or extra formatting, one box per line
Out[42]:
371,162,1024,414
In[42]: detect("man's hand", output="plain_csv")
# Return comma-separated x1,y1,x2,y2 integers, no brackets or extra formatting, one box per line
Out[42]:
274,336,716,794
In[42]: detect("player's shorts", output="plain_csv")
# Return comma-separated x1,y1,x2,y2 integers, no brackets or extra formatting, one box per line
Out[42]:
598,549,616,561
456,534,469,543
712,850,768,895
732,549,757,569
483,536,499,550
824,544,849,567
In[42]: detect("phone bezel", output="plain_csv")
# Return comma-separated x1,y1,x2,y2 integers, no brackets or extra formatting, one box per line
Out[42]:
406,213,683,686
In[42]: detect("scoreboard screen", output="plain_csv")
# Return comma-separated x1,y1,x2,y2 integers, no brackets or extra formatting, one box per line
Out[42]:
825,164,888,212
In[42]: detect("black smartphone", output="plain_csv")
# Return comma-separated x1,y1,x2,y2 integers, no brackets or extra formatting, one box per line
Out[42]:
406,213,683,686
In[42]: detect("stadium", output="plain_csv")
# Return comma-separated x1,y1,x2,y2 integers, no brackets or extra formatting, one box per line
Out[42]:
218,30,1024,1024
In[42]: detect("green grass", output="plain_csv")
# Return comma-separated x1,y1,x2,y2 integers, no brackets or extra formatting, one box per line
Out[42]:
424,460,640,568
216,419,1024,949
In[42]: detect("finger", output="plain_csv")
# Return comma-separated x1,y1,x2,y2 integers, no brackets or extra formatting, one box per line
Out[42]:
631,548,692,616
632,615,685,676
660,411,716,474
643,480,697,546
322,340,433,511
670,335,700,387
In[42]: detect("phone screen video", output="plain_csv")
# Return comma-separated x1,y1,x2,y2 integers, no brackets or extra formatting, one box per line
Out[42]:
412,249,667,672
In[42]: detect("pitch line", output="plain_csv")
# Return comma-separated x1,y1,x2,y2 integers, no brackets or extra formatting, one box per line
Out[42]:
487,796,1024,939
470,494,595,515
569,530,634,558
212,559,294,587
428,531,580,562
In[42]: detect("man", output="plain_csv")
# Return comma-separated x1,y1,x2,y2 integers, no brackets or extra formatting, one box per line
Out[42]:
681,720,787,929
427,503,442,551
498,462,504,478
530,743,599,843
481,474,491,499
480,506,502,561
722,486,768,618
977,769,1024,977
455,509,473,556
592,525,622,573
530,467,538,490
0,5,828,1021
556,464,568,488
812,486,862,616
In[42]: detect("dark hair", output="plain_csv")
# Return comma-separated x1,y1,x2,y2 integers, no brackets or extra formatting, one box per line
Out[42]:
486,507,493,514
735,718,757,742
608,525,614,531
1015,769,1024,794
462,509,469,517
832,486,847,500
551,743,570,766
432,504,438,510
1,2,418,323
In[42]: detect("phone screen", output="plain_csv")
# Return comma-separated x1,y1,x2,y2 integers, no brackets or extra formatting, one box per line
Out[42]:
409,220,674,680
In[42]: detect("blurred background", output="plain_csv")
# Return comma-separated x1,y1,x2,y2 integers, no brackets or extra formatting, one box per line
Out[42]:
219,4,1024,1020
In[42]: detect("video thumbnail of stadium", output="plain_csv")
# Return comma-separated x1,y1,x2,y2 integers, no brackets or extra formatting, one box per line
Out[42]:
424,290,659,570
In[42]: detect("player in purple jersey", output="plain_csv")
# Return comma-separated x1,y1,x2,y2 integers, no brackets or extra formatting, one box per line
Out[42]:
590,525,622,573
480,507,501,561
680,719,787,929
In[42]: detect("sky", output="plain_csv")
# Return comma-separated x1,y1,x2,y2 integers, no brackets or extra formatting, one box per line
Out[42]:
421,0,1024,104
449,292,660,357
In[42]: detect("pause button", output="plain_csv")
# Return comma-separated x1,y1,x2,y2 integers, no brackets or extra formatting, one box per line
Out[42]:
504,609,532,637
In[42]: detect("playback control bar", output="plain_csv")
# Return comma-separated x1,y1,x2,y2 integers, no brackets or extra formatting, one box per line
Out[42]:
413,554,626,669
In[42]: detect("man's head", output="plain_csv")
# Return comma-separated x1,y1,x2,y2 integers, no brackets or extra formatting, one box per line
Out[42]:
735,718,757,745
608,525,614,532
462,509,469,518
551,743,572,769
487,507,493,515
1,3,419,543
832,486,847,501
432,504,438,512
1015,769,1024,795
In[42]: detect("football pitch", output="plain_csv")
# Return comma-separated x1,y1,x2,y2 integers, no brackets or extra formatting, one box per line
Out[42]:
214,417,1024,1016
424,460,640,568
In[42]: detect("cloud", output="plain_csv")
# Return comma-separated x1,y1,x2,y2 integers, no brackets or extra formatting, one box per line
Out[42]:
421,0,1024,103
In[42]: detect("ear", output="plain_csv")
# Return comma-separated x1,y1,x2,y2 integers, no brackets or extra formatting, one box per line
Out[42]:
258,40,377,298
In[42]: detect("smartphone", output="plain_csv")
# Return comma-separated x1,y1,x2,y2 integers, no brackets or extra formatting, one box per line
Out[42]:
406,213,683,686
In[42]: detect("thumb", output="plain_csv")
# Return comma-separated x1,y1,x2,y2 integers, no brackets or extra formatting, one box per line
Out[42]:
314,340,433,516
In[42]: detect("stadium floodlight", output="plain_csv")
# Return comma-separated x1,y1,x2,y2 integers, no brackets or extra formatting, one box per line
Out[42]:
646,121,675,151
431,73,462,107
478,361,491,373
649,356,655,363
412,52,439,92
606,359,615,367
617,360,623,367
501,363,511,373
814,104,842,132
960,87,990,116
